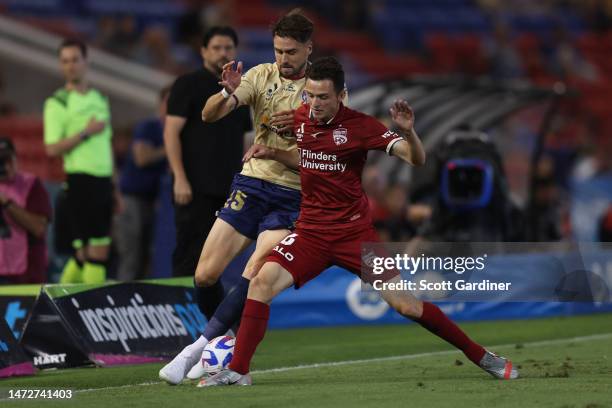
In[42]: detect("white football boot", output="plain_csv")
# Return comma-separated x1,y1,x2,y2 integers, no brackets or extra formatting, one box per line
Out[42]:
197,369,252,387
479,350,519,379
186,356,207,380
159,341,206,385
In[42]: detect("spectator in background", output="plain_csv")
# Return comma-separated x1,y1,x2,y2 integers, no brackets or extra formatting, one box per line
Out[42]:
105,15,140,59
544,24,599,82
375,183,415,242
373,182,432,242
115,87,169,281
132,26,181,73
43,38,114,284
572,134,612,182
580,0,612,33
335,0,370,31
531,155,562,241
0,137,52,284
94,15,116,51
482,21,525,80
175,0,234,61
164,26,251,278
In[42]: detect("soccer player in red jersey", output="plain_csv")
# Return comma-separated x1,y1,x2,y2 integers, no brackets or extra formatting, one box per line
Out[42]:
200,57,518,386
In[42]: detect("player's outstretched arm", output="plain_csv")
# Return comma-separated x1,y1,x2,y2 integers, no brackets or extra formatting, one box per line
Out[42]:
389,99,426,166
242,144,300,170
202,61,243,123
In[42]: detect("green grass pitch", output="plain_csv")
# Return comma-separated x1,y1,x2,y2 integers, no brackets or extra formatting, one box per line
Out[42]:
1,313,611,408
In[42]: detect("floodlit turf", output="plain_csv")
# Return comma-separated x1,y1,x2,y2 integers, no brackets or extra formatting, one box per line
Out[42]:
1,313,611,407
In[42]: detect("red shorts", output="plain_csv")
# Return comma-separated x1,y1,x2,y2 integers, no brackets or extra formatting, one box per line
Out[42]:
266,224,397,288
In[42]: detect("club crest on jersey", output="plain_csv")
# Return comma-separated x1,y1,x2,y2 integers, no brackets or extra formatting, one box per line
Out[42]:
333,127,348,145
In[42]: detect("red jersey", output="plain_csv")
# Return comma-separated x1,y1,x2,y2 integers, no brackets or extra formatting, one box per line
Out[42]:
294,103,404,230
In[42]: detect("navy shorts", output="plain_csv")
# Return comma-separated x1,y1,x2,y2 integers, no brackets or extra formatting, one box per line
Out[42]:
217,174,300,240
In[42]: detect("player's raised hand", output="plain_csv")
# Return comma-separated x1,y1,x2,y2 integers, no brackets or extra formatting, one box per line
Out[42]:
389,99,415,132
269,109,295,134
218,60,243,93
243,144,275,162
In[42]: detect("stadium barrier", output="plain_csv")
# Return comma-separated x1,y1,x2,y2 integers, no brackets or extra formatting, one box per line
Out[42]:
19,279,208,369
0,285,39,344
0,318,35,378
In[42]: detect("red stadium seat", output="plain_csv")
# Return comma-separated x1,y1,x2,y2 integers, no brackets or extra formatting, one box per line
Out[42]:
0,116,64,182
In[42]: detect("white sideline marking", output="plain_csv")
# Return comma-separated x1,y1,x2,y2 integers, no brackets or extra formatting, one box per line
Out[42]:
253,332,612,374
2,332,610,399
76,332,612,394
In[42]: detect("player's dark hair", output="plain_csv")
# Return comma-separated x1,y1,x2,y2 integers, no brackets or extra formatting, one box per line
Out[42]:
202,26,239,48
59,38,87,58
307,56,345,94
271,9,314,43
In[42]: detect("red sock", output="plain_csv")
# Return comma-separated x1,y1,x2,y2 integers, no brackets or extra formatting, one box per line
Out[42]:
417,302,485,365
228,299,270,375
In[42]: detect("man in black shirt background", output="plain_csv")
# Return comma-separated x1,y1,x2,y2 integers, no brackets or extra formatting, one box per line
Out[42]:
163,27,251,298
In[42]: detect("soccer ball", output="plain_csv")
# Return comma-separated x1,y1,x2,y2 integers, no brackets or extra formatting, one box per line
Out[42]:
201,335,235,375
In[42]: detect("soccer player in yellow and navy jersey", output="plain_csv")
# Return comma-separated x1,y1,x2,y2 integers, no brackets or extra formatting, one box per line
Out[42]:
159,10,315,385
43,39,113,284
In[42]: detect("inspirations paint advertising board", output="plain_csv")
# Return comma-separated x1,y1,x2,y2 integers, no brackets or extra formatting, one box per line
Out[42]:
19,278,206,369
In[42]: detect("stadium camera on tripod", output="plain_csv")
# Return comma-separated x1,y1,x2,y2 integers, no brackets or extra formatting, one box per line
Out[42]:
422,126,525,242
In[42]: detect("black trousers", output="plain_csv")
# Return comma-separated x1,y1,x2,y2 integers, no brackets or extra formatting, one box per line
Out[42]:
172,193,226,277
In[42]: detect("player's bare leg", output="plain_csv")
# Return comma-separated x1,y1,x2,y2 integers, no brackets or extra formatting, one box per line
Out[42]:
198,261,294,387
244,229,292,279
186,229,291,380
379,277,518,379
194,218,253,321
194,218,253,287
